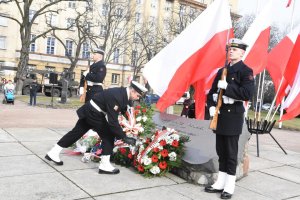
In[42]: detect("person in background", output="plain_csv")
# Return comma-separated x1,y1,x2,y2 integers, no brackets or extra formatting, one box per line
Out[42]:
79,48,106,103
29,79,38,106
181,97,192,117
205,38,254,199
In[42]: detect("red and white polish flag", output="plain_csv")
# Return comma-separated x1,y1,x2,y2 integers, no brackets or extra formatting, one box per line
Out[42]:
242,0,273,75
280,33,300,121
267,26,300,105
143,0,232,112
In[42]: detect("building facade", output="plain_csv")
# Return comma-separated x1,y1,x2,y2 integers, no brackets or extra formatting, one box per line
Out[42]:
0,0,239,88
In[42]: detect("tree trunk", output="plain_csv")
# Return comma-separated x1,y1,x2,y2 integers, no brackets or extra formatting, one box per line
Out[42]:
15,47,29,95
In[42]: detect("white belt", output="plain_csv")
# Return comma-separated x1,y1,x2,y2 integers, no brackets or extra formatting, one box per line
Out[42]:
90,100,106,115
87,81,103,86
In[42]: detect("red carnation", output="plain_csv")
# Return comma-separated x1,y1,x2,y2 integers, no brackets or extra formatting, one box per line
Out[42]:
172,140,179,147
137,165,144,172
153,147,160,153
136,105,141,109
155,130,159,136
133,159,137,166
151,155,158,163
142,108,147,113
127,153,133,159
135,110,140,115
159,161,168,170
161,149,168,158
146,138,151,144
119,148,127,155
159,140,166,146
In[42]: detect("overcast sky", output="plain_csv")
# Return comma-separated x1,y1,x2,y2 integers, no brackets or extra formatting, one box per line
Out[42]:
237,0,300,30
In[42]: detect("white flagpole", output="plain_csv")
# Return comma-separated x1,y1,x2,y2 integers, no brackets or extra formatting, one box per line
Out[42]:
278,0,296,128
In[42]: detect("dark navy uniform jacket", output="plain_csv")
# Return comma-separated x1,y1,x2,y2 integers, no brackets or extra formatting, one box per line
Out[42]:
207,60,254,135
80,60,107,102
77,87,129,139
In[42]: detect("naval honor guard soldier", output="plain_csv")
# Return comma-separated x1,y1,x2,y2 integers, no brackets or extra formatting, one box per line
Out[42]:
205,38,254,199
80,48,106,103
45,81,148,174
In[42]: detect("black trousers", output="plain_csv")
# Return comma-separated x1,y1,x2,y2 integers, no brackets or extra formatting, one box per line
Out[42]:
30,93,36,105
85,85,103,103
57,118,114,155
216,134,240,175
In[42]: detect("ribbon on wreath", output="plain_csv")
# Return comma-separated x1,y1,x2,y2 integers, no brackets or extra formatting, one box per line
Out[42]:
137,130,170,164
119,106,144,137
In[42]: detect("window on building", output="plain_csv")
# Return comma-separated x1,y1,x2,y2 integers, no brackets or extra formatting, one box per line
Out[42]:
68,1,76,8
115,7,123,18
0,15,8,26
133,32,139,43
179,5,185,16
149,16,156,26
115,28,121,39
66,18,75,30
100,25,107,37
151,0,157,8
111,73,120,84
135,12,141,23
29,34,36,52
0,36,6,49
46,37,55,54
102,3,109,16
29,10,36,22
86,0,93,11
27,64,37,71
65,40,73,56
148,36,154,45
82,42,90,59
136,0,142,4
113,48,120,64
84,22,91,33
131,50,137,66
47,13,57,26
45,66,55,72
165,1,172,11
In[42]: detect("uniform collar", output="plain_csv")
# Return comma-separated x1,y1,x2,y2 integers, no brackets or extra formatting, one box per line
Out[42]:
126,87,130,101
228,60,243,72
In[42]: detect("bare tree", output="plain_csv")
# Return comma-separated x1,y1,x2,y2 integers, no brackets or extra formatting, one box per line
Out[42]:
0,0,87,94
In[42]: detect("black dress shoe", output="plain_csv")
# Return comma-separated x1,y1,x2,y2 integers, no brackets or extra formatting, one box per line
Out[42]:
204,186,223,193
45,154,63,165
221,191,232,199
98,168,120,174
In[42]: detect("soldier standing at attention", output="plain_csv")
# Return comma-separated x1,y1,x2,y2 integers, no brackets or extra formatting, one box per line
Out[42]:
46,81,148,175
205,38,255,199
80,48,106,103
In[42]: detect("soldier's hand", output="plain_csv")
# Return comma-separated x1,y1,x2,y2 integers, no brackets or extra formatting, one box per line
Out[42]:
83,70,89,77
79,87,84,95
222,95,235,104
217,80,228,90
123,137,136,146
209,106,217,117
212,93,218,102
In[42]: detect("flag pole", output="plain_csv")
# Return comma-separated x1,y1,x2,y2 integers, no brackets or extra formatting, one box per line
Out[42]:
278,0,296,127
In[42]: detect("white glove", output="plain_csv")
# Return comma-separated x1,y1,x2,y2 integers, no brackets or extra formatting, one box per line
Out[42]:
217,80,228,90
83,70,89,77
209,106,216,117
79,87,84,95
222,95,235,104
212,93,218,102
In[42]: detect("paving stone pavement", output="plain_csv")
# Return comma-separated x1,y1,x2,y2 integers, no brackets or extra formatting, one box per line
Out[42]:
1,98,300,199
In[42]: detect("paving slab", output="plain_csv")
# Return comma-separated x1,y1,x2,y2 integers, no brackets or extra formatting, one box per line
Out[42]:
95,186,191,200
62,167,177,196
4,128,62,142
261,165,300,184
248,154,284,172
288,196,300,200
43,153,99,172
165,172,187,184
237,171,300,200
0,172,89,200
0,155,54,177
23,140,71,155
0,142,33,156
292,163,300,169
0,129,16,142
50,128,70,136
255,150,300,165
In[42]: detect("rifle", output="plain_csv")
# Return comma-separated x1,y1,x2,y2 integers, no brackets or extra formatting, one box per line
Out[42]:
209,68,227,130
79,80,87,103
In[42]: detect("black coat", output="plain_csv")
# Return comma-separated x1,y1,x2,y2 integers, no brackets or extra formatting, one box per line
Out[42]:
80,60,106,87
207,61,254,135
77,87,129,139
29,82,38,95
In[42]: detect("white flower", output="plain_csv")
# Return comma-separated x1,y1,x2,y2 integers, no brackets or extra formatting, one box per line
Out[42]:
136,116,142,122
113,147,118,153
150,165,161,174
142,115,148,122
166,136,173,145
158,145,163,150
143,157,152,165
170,134,180,141
168,152,177,161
